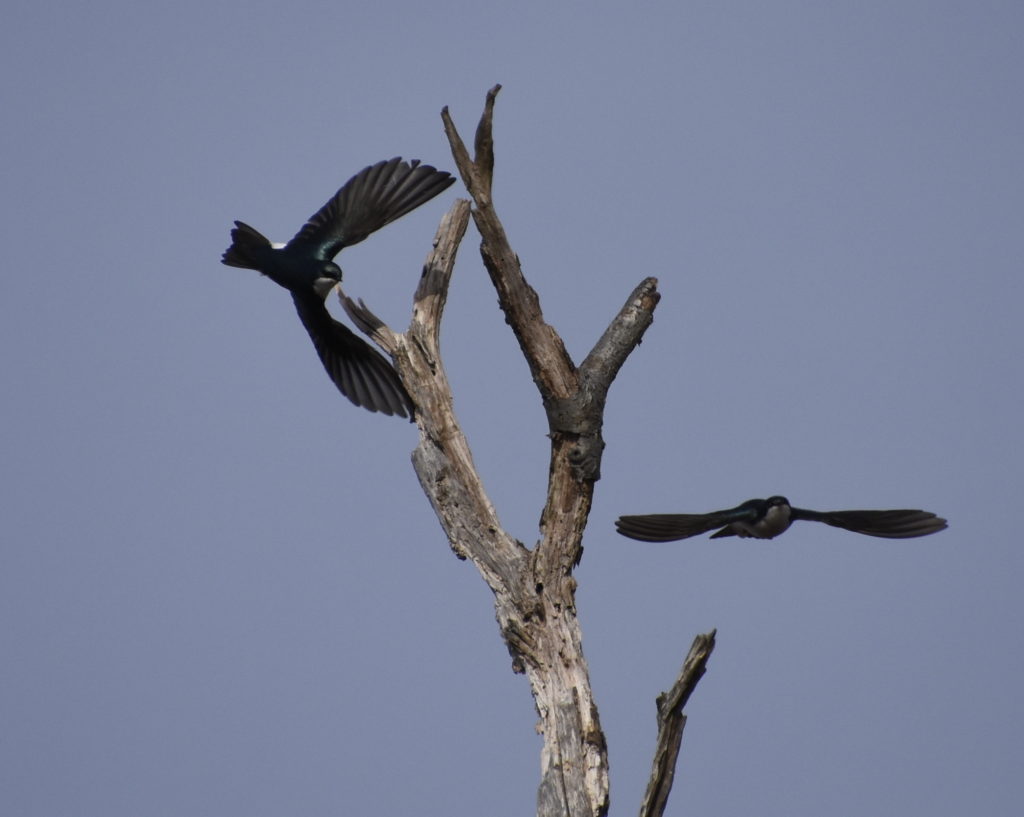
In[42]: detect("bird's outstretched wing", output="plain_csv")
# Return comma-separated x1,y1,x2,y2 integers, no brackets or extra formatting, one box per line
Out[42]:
615,508,752,542
286,158,455,258
291,293,413,418
790,507,947,538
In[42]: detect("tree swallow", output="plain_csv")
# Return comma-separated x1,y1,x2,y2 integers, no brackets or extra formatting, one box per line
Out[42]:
222,157,455,417
615,496,947,541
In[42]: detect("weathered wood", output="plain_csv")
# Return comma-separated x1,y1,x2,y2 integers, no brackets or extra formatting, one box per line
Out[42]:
342,88,712,817
639,631,717,817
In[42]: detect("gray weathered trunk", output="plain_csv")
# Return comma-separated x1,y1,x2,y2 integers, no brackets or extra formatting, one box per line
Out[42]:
340,86,714,817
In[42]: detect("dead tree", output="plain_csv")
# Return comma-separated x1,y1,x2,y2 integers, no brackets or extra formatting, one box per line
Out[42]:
341,86,716,817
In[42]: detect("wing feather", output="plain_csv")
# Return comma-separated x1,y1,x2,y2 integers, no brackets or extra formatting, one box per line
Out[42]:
291,293,413,418
286,158,455,257
792,507,947,538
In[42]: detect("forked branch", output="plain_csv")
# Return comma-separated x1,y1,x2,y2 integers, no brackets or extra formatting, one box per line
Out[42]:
342,87,712,817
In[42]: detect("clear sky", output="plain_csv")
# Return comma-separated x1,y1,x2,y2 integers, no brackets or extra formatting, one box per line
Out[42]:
2,2,1021,815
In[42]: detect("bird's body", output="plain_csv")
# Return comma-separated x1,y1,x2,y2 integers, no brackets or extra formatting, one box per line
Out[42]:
615,496,947,542
222,157,455,417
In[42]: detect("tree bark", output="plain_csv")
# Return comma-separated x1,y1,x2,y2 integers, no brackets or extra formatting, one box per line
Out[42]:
638,631,717,817
340,86,714,817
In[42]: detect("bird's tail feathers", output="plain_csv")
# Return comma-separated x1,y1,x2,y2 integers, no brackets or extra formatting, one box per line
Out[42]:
221,221,271,269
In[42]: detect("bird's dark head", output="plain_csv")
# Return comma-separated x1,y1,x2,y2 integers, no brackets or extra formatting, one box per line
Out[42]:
766,495,790,508
312,261,343,298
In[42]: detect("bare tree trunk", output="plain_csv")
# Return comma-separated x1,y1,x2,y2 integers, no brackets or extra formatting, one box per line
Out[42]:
341,86,715,817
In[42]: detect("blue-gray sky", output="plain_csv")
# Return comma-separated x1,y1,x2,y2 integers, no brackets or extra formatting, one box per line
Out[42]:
2,2,1021,815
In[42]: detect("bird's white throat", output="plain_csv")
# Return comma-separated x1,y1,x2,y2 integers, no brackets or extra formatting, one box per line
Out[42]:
313,277,339,299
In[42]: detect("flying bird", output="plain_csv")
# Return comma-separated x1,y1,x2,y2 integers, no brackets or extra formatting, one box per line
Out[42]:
222,157,455,417
615,495,947,542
